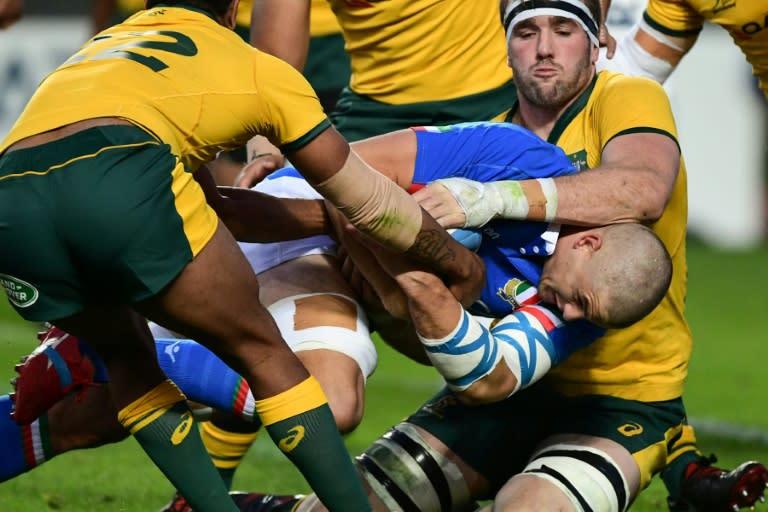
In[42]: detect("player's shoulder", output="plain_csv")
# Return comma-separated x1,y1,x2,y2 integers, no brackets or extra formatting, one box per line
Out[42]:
595,70,669,102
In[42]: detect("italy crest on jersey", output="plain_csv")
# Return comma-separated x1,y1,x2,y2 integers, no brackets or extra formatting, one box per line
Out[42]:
497,278,539,310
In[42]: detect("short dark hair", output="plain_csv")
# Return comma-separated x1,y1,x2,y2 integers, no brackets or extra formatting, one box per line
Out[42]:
146,0,235,18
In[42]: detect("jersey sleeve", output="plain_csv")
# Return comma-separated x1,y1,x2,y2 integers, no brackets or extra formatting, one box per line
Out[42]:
250,50,332,152
644,0,705,37
594,73,680,150
411,122,576,185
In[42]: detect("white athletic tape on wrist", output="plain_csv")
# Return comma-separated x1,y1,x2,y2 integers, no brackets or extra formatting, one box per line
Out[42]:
436,177,558,226
503,0,600,48
491,304,559,390
534,177,558,222
598,20,675,83
434,177,508,227
418,306,503,391
638,16,687,52
418,304,559,393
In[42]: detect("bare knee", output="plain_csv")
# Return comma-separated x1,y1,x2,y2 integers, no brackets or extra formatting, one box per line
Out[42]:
298,349,366,434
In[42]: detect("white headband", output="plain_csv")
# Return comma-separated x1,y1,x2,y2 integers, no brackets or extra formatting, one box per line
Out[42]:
503,0,600,48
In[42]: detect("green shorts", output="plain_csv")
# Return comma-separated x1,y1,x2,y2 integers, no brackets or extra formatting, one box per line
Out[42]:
407,382,688,494
330,80,517,141
0,124,218,322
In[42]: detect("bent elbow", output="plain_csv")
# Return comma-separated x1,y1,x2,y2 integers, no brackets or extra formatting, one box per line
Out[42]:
633,180,673,223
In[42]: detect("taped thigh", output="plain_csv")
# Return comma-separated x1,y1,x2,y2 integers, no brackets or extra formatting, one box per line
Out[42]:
267,293,376,379
522,442,631,512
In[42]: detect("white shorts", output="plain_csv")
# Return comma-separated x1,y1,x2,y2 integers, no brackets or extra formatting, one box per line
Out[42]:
239,174,337,275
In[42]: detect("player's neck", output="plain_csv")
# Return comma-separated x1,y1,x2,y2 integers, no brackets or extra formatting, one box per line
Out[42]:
510,104,558,141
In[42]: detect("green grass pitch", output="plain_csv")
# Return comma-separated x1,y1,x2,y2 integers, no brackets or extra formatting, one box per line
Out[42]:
0,238,766,511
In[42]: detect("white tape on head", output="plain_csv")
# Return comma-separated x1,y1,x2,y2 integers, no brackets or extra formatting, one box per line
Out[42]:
503,0,600,48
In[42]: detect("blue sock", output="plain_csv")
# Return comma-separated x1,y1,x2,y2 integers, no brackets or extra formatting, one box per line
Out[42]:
0,395,54,482
154,339,258,423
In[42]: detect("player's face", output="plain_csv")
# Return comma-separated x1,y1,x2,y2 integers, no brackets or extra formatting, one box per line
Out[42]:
538,250,605,325
507,16,596,111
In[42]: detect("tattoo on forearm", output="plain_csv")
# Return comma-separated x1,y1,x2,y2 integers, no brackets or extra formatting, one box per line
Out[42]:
409,229,456,266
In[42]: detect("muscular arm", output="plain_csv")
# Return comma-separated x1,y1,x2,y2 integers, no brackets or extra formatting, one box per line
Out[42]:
598,17,698,84
250,0,311,71
542,132,680,226
369,247,598,406
289,127,484,305
632,22,696,68
194,165,329,242
423,131,679,227
350,129,418,190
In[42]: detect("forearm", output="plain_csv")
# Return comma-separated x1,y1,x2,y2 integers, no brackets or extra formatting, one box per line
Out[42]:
413,301,567,404
439,133,678,227
397,273,518,404
312,149,484,297
216,187,329,242
536,165,671,226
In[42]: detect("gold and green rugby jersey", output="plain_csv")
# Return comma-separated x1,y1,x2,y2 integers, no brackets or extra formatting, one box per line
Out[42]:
544,71,692,402
0,6,328,172
328,0,512,104
645,0,768,96
311,0,342,36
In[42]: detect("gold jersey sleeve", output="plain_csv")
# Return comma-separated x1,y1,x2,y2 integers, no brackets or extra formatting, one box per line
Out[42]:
546,71,692,402
646,0,768,96
329,0,512,104
0,7,329,171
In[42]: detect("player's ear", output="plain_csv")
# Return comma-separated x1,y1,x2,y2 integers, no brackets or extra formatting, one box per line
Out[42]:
590,42,600,65
224,0,240,29
575,231,603,252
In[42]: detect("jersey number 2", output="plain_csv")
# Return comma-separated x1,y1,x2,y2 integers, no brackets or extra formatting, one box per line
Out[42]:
65,31,197,72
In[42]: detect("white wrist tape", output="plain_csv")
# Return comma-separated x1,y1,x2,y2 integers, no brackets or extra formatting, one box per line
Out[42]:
418,304,560,395
436,177,558,227
638,16,688,52
598,20,676,83
418,307,502,391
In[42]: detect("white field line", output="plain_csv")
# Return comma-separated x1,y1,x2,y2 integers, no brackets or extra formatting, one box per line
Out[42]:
690,417,768,446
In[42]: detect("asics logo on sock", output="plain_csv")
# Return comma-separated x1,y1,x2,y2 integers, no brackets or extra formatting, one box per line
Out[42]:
278,426,306,453
617,422,644,437
170,412,194,445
